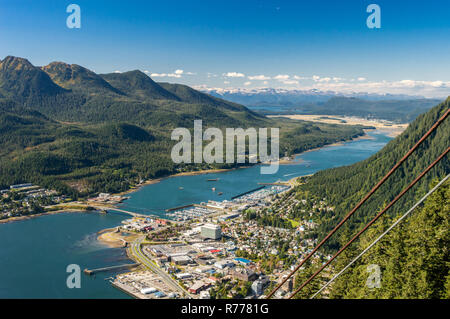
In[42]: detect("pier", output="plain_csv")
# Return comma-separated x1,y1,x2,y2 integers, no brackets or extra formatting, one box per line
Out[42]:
165,204,193,212
84,263,140,275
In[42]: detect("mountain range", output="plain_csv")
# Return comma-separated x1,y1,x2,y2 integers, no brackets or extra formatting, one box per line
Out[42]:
0,56,368,196
204,87,441,123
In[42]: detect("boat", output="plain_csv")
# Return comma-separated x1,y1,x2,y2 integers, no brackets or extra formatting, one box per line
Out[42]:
207,178,219,181
179,187,184,190
212,187,216,192
218,192,223,195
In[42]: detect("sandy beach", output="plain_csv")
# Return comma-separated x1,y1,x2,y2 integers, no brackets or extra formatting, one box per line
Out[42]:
97,228,140,248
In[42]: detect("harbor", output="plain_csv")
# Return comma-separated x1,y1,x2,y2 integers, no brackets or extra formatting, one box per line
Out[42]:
0,131,393,298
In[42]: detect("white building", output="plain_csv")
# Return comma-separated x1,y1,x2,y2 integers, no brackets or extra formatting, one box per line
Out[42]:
201,224,222,240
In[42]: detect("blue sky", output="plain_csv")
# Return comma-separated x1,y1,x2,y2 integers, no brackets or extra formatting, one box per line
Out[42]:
1,0,449,97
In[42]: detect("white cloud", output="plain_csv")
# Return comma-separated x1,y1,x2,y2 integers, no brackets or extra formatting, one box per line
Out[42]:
357,77,367,81
151,73,167,77
301,79,450,98
113,70,122,73
150,70,185,78
224,81,230,84
248,74,271,80
280,80,299,85
318,77,331,83
197,77,449,98
224,72,245,78
274,74,290,80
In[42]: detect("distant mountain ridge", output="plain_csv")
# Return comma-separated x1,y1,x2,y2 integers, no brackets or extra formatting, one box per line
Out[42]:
203,87,441,123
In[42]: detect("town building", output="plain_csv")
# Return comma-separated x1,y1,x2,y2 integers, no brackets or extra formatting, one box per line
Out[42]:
231,268,257,281
201,224,222,240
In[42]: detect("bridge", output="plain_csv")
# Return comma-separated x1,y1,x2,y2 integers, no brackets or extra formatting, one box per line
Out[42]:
90,205,152,219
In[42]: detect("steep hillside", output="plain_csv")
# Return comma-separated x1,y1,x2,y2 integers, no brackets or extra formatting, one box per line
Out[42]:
0,56,66,102
100,70,179,100
295,98,449,250
42,62,122,95
326,180,449,299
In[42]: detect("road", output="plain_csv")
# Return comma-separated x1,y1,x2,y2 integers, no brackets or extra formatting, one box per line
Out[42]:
130,237,193,298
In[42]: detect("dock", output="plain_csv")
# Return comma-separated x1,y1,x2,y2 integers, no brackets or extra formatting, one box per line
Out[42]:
84,263,140,275
231,186,266,200
165,204,193,212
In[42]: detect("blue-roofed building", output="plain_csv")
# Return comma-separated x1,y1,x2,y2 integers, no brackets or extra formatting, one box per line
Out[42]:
234,257,252,265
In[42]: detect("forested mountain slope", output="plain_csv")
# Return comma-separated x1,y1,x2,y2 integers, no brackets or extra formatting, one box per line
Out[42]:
327,180,449,299
296,98,449,251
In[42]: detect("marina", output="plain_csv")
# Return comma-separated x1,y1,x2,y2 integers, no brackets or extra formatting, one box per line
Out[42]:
166,206,216,221
231,186,266,200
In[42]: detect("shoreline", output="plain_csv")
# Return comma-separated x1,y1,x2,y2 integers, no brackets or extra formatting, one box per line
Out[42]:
271,114,408,138
0,128,387,225
279,128,376,163
0,209,89,224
